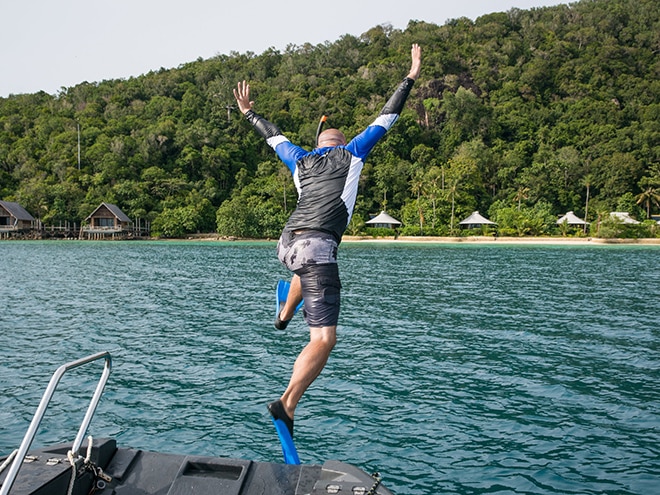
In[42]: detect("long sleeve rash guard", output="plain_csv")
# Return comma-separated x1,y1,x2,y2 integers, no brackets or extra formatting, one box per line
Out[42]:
245,77,415,243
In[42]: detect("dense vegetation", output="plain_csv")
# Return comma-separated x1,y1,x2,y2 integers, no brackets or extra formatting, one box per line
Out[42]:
1,0,659,238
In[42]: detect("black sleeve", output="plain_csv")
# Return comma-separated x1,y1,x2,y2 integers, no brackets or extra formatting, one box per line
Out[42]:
380,77,415,117
245,110,284,140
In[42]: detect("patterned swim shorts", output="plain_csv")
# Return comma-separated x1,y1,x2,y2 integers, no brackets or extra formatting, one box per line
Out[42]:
276,230,338,271
276,230,341,327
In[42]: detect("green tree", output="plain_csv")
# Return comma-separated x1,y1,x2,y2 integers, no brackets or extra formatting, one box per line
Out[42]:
616,192,645,221
636,185,660,219
1,0,658,239
489,200,555,236
424,166,444,228
440,87,489,156
636,167,660,218
409,168,426,234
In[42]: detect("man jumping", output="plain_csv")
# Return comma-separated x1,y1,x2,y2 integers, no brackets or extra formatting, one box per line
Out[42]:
234,44,422,437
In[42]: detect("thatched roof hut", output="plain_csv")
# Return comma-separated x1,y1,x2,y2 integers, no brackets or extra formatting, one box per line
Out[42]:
459,211,496,228
557,211,589,226
365,211,402,229
609,212,640,224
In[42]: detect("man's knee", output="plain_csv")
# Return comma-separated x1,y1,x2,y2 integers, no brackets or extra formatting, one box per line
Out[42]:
311,326,337,352
322,328,337,349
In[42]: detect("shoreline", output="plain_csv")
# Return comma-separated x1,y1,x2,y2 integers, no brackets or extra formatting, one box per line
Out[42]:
184,234,660,245
342,235,660,245
3,234,660,245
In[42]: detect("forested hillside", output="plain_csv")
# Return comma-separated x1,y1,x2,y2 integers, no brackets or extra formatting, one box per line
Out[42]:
1,0,658,237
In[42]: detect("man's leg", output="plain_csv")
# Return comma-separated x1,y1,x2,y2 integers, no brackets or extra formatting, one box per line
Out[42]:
278,274,302,322
270,259,340,436
280,325,337,420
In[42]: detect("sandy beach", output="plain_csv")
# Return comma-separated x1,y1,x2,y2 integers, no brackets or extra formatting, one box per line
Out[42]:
342,235,660,245
183,234,660,245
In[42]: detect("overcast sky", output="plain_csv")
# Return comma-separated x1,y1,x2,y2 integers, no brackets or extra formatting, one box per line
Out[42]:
1,0,567,97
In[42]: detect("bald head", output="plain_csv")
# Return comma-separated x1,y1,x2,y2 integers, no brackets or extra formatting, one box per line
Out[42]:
317,128,347,148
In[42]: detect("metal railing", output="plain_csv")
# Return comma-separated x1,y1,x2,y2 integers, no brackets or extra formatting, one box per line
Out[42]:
0,351,112,495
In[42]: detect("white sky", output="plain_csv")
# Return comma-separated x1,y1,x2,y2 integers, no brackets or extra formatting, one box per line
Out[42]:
0,0,567,97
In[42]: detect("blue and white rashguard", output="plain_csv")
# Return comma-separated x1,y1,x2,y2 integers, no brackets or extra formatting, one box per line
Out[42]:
245,77,415,244
244,77,415,327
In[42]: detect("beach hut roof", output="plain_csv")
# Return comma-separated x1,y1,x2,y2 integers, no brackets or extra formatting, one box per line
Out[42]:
0,200,35,221
459,211,496,226
610,212,640,224
365,211,402,226
557,211,589,225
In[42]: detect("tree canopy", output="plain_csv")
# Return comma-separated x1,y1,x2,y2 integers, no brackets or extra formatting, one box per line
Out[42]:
1,0,658,238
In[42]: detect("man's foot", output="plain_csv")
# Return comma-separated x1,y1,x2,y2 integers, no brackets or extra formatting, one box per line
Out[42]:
275,281,292,330
274,280,303,330
267,399,294,437
274,312,291,330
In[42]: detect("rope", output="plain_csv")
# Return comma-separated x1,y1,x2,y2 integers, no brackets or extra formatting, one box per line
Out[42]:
1,435,108,494
66,450,77,495
66,436,95,495
366,472,382,495
0,450,18,474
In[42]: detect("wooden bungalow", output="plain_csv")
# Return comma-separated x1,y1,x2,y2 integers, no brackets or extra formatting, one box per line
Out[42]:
82,203,132,239
0,200,35,231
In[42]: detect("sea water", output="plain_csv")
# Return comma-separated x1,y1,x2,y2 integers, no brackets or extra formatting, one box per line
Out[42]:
0,240,658,494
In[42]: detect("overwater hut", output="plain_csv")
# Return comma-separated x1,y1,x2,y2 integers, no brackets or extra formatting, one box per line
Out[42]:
365,211,402,229
459,211,496,229
0,200,35,231
610,212,640,224
82,203,132,239
556,211,589,226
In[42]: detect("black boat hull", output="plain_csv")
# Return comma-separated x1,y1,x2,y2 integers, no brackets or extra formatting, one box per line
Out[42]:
1,438,393,495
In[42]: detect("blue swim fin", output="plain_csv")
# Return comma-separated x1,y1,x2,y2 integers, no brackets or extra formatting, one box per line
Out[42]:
271,417,300,465
276,279,289,317
275,280,303,318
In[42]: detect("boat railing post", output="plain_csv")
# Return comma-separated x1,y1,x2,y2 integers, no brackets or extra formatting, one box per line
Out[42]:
0,351,112,495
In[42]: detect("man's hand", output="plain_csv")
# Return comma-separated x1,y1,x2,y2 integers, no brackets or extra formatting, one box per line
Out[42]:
407,44,422,81
233,80,254,115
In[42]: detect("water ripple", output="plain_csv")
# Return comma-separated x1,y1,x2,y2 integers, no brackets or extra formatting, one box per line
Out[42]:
1,241,658,494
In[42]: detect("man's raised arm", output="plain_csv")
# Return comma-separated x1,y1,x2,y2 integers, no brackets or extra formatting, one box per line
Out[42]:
233,80,285,142
233,80,305,173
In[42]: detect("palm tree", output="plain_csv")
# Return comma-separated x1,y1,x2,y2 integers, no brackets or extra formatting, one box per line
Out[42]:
410,171,425,234
447,179,459,233
514,186,530,211
425,166,442,229
636,186,660,219
582,174,593,233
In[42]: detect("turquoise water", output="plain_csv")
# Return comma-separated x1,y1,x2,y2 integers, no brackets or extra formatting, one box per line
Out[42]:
1,240,658,494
